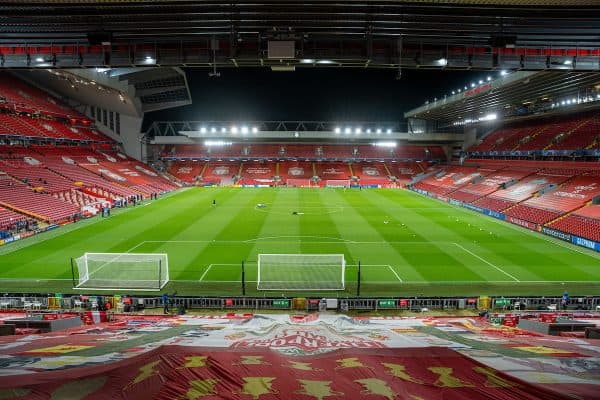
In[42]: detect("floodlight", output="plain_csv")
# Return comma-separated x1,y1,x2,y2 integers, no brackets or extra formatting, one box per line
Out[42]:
386,128,392,134
436,58,447,66
231,126,238,134
486,76,492,81
317,59,334,64
35,57,44,62
564,59,572,65
221,127,226,133
241,126,248,134
344,127,351,134
451,91,455,95
334,127,341,134
366,128,371,133
376,128,382,134
478,80,483,84
300,59,315,63
252,127,258,133
211,127,216,133
500,70,508,76
200,127,207,133
561,101,566,105
572,98,576,103
355,127,361,134
471,83,476,88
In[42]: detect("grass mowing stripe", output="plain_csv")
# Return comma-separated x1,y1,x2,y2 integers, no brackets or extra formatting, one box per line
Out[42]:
453,242,520,282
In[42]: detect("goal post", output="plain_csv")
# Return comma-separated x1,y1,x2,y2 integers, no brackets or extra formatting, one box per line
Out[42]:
73,253,169,291
257,253,345,291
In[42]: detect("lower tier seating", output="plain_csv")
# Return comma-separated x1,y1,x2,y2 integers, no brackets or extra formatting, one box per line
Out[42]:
473,197,515,212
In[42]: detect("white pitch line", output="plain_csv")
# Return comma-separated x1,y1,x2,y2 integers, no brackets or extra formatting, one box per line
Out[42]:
387,265,403,282
453,242,520,282
198,264,214,282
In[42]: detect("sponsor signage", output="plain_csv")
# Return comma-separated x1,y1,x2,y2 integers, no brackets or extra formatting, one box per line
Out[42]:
272,299,290,308
378,299,396,308
485,210,505,220
506,216,537,231
540,226,571,242
572,236,600,251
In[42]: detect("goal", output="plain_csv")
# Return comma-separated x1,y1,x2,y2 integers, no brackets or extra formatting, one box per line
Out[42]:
257,254,345,291
73,253,169,291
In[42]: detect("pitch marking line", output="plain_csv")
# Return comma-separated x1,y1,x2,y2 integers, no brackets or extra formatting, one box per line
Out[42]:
386,265,403,282
453,242,520,282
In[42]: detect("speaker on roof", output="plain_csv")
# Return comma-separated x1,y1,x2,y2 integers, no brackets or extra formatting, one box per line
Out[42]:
87,32,113,46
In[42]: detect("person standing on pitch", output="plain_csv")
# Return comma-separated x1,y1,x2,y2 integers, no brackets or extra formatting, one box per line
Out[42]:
212,199,216,206
162,292,170,314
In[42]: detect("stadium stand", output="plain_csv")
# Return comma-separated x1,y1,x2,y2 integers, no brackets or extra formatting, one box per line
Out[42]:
278,161,314,186
549,205,600,242
387,161,424,186
352,162,390,186
314,162,352,184
0,175,79,222
238,161,276,185
168,161,204,183
201,162,239,185
413,166,482,196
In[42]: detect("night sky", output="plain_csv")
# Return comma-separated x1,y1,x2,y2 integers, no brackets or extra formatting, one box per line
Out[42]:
144,68,485,127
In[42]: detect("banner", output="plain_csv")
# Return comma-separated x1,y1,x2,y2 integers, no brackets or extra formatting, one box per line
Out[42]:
506,216,538,231
0,346,570,400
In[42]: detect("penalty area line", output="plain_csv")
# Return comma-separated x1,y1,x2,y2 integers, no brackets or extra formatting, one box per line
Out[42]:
453,242,520,282
198,264,213,282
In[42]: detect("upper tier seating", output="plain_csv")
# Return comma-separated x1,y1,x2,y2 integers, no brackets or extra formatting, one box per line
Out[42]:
163,144,446,161
470,112,600,152
0,73,84,117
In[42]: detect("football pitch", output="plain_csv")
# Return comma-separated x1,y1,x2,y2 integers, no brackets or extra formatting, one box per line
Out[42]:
1,187,599,297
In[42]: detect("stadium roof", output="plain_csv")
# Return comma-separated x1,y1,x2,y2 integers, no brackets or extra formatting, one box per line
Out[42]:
1,1,600,70
404,70,600,123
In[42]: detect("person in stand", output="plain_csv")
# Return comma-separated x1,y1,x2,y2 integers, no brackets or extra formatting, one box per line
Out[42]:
162,292,170,314
123,295,132,312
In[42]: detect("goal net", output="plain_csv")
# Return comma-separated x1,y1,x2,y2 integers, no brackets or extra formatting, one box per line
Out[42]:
73,253,169,291
257,254,345,291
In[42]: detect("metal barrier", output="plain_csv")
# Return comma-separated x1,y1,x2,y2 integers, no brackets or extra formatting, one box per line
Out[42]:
2,295,599,312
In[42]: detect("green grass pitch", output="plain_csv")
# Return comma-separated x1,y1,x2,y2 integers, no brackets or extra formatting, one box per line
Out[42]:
1,187,599,297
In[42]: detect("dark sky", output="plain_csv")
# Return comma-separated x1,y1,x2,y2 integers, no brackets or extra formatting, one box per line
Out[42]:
144,68,485,127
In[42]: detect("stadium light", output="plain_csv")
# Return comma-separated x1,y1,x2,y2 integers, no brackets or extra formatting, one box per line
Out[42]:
564,59,572,65
231,126,238,134
561,100,566,105
355,127,361,134
373,141,396,147
317,59,334,64
451,91,455,95
204,140,232,146
470,83,476,88
486,76,492,81
457,89,461,93
241,126,249,134
366,128,371,133
35,57,44,62
436,58,447,66
572,98,576,103
386,128,392,134
211,127,216,133
334,127,341,134
300,59,315,63
221,127,226,133
500,70,508,76
200,127,207,134
478,80,483,84
145,56,155,64
566,99,571,104
252,126,258,133
344,127,351,134
376,128,382,134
